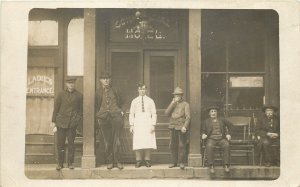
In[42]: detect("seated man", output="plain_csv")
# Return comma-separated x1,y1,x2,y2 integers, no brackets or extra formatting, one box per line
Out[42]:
255,105,280,167
201,105,232,174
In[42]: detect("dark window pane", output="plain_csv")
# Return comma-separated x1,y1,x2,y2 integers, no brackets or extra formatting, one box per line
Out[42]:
201,74,226,110
229,38,264,72
202,40,226,72
111,52,141,111
201,12,227,72
229,88,264,110
150,56,174,109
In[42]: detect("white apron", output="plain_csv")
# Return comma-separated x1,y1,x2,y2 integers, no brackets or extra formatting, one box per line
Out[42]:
133,112,157,150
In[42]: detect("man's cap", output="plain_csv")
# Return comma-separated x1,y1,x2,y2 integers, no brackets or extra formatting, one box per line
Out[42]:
65,77,77,83
99,72,111,79
206,105,220,112
262,105,278,112
172,87,184,95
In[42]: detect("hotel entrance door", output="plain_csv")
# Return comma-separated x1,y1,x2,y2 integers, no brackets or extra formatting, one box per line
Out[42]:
109,50,178,163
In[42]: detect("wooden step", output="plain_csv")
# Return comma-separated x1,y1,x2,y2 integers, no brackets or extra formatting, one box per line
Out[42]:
25,134,54,143
25,153,56,164
25,144,55,154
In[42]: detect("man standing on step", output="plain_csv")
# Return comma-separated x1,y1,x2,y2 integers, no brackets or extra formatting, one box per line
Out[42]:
52,77,83,170
201,105,232,174
165,87,190,170
129,83,157,168
96,72,124,170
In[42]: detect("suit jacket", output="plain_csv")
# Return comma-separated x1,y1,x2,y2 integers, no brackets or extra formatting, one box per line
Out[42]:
52,89,83,128
255,115,280,138
201,117,232,139
95,86,124,116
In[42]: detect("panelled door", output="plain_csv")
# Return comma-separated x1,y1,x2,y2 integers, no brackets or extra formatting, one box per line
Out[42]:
109,49,178,163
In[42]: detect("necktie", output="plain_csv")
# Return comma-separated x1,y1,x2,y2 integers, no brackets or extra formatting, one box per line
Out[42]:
142,96,145,112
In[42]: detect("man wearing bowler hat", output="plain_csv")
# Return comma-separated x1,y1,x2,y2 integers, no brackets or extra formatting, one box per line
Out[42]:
201,105,232,174
52,77,83,170
255,105,280,167
96,72,124,170
165,87,190,169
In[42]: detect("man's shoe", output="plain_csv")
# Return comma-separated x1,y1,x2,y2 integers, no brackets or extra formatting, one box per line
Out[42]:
135,161,142,168
224,165,230,173
179,163,185,170
56,165,63,171
145,160,151,168
209,166,215,174
107,163,114,169
265,162,271,167
117,162,124,170
168,163,177,168
68,163,74,169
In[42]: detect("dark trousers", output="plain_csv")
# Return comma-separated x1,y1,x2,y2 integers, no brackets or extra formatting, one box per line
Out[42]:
206,138,230,166
169,129,187,164
257,137,280,164
97,113,123,164
56,127,77,166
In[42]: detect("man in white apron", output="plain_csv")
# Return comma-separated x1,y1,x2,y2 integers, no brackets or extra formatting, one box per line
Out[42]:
129,83,157,168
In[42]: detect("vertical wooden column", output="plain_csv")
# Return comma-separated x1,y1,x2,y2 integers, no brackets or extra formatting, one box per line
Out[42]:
264,15,279,108
188,9,202,167
81,8,96,168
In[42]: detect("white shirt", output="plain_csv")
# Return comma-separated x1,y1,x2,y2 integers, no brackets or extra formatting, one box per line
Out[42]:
129,95,157,126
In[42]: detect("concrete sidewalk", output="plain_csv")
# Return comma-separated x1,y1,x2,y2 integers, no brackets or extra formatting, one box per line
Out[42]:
25,164,280,180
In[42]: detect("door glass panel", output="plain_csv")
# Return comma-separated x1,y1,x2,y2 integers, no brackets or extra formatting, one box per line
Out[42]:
111,52,141,111
149,56,174,109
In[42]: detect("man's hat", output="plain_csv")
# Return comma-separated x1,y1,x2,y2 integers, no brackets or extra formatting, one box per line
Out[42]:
65,77,77,83
99,72,111,79
206,105,220,112
262,105,278,112
172,87,184,95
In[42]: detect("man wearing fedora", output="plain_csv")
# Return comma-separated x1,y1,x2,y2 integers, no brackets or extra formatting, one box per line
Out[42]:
255,105,280,167
165,87,190,169
96,72,124,170
201,105,232,174
52,77,83,170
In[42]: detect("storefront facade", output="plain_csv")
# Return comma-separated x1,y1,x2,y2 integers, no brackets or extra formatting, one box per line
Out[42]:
26,8,279,168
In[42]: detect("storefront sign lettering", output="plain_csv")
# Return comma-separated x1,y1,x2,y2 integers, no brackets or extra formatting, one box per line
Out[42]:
27,74,54,97
27,75,53,86
125,28,165,40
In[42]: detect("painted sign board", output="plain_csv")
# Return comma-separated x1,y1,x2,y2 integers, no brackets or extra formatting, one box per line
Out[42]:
230,76,264,88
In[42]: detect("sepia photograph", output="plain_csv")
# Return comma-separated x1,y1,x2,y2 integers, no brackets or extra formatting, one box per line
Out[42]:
1,1,300,187
25,8,279,180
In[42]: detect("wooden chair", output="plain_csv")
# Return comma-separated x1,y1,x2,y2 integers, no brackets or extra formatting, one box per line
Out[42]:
227,116,255,165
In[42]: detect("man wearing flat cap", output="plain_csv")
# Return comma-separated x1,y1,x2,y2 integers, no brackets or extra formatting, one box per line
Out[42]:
52,77,83,170
201,105,232,174
255,105,280,167
165,87,190,169
96,72,124,170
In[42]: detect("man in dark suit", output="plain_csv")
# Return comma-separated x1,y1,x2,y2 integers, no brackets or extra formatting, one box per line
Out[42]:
255,105,280,167
96,72,124,170
201,105,232,174
52,77,83,170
